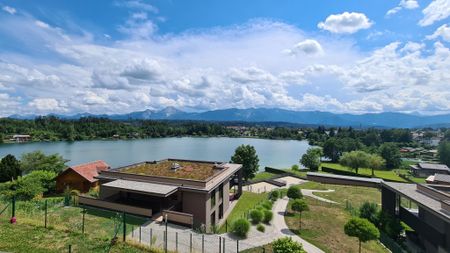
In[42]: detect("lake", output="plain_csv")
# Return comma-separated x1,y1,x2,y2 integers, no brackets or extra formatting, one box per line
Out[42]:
0,137,311,170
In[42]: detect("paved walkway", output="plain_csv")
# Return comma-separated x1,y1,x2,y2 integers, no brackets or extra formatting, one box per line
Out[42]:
301,189,337,204
130,197,324,253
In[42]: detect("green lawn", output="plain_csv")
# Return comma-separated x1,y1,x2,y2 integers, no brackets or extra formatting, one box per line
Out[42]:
219,191,268,233
252,171,277,181
284,181,388,253
321,163,408,182
0,218,159,253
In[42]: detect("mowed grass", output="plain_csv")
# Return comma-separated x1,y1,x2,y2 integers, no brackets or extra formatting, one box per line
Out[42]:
321,163,408,182
219,191,268,233
252,171,277,181
285,181,388,253
0,219,159,253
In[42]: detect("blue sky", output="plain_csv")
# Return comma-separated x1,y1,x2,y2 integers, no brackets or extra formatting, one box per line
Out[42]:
1,0,450,116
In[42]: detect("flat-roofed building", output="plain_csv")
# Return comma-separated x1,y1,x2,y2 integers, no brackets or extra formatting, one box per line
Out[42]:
426,174,450,185
79,159,243,230
381,182,450,253
410,163,450,177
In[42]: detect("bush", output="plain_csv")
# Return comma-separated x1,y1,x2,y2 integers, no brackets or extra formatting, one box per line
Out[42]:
291,164,299,171
256,224,265,232
231,218,250,237
249,209,264,224
269,190,280,201
0,170,57,201
261,200,273,210
263,210,273,224
272,237,305,253
359,202,379,225
287,185,303,199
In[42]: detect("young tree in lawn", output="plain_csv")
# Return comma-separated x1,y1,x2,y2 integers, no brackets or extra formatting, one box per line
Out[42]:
300,147,322,171
20,151,67,174
367,154,385,176
291,199,309,230
287,185,303,199
339,151,370,174
359,202,379,225
379,143,401,169
344,217,380,253
0,154,22,182
230,145,260,181
438,141,450,167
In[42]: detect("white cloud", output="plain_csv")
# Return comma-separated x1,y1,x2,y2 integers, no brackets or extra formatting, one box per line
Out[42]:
2,6,16,15
114,0,158,13
29,98,66,112
284,39,324,56
427,24,450,41
386,0,419,16
419,0,450,26
318,12,373,34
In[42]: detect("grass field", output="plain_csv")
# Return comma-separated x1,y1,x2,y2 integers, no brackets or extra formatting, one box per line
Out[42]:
0,197,152,253
285,182,388,253
218,191,268,233
252,171,277,181
321,162,409,182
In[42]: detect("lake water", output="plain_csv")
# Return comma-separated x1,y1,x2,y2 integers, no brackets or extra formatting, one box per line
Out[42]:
0,137,311,170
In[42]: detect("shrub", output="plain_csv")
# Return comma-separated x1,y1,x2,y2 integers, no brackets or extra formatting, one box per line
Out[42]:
291,164,299,171
256,224,265,232
0,170,57,201
272,237,305,253
287,185,303,199
269,190,280,201
231,218,250,237
261,200,273,210
249,209,264,224
263,210,273,224
359,202,379,225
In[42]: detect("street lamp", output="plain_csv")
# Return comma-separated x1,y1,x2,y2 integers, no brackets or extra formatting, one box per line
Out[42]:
164,213,168,253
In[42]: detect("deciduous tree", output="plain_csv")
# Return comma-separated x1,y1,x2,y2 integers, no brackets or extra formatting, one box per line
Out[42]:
231,145,260,181
300,147,322,171
20,151,67,174
291,199,309,230
379,143,401,169
0,154,21,182
344,217,380,253
339,151,370,174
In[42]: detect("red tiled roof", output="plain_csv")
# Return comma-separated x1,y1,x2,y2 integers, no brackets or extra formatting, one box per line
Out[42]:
69,160,110,183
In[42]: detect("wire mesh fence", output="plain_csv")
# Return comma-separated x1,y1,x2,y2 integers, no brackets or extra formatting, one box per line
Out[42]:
0,197,265,252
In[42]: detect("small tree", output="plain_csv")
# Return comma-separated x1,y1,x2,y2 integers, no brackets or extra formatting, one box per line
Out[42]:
269,190,280,201
287,185,303,199
230,145,260,181
367,154,385,176
379,143,401,169
20,151,67,174
263,209,273,224
272,237,305,253
300,147,322,171
359,202,379,225
344,218,380,253
339,151,370,174
291,164,299,171
0,154,22,182
231,218,250,237
291,199,309,230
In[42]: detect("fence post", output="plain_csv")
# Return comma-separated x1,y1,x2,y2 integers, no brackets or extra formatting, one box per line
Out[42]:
68,244,72,253
190,233,192,253
237,240,239,253
139,226,142,243
10,195,16,224
222,237,225,253
202,235,205,253
82,208,85,234
219,236,222,253
150,228,153,247
225,220,228,232
176,232,178,252
262,246,265,253
132,226,134,238
44,199,48,228
122,212,126,242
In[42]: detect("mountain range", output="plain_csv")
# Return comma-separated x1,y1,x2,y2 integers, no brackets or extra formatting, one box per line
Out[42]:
8,107,450,128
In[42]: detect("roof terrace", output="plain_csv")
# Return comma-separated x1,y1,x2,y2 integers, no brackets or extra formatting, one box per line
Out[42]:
116,159,228,181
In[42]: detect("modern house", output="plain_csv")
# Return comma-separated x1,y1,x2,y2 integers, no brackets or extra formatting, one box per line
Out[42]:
381,182,450,253
410,163,450,177
56,160,110,193
78,159,243,230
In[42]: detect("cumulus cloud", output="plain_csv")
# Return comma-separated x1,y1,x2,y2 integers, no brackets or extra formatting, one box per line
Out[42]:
427,24,450,42
114,0,158,13
284,39,324,56
386,0,419,16
2,6,16,15
318,12,373,34
29,98,66,112
419,0,450,26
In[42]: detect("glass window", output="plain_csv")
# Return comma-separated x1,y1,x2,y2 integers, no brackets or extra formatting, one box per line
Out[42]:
211,189,216,208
